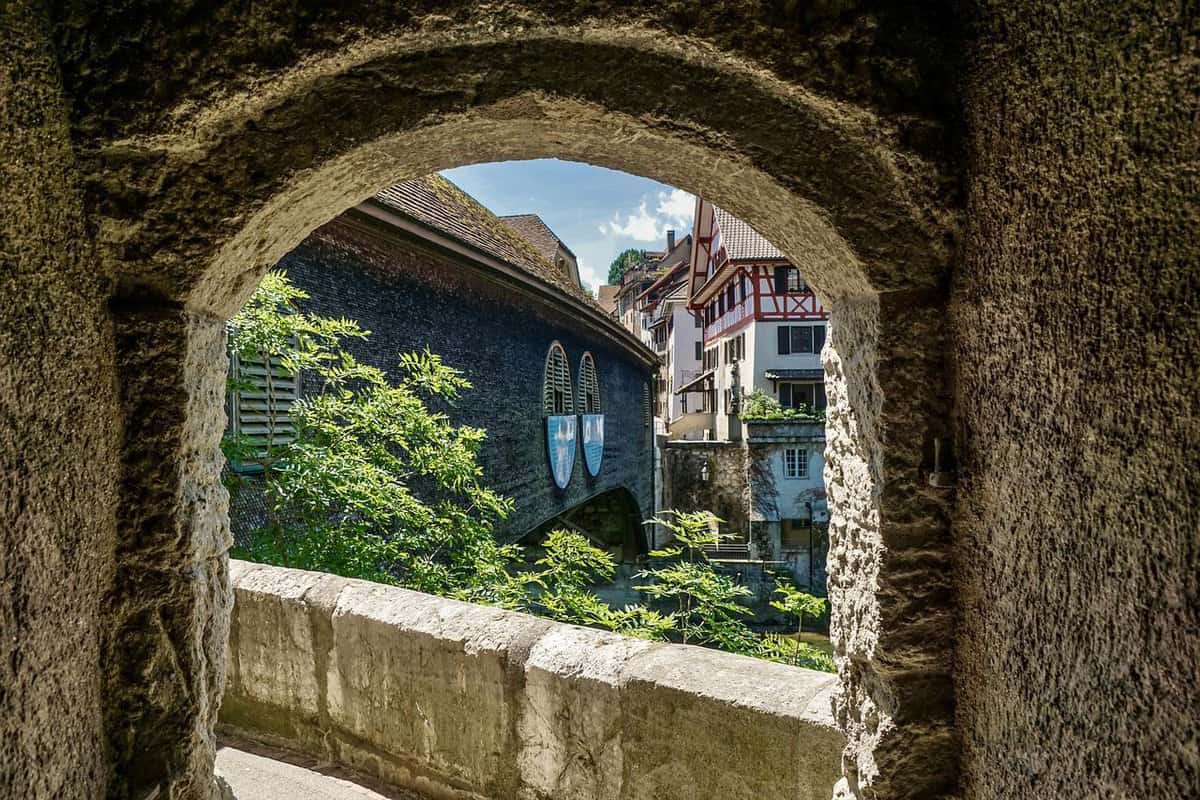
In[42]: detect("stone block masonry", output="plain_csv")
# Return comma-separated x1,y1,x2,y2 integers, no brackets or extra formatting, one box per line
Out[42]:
221,560,844,800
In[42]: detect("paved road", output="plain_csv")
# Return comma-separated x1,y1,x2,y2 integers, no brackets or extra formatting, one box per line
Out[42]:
216,743,430,800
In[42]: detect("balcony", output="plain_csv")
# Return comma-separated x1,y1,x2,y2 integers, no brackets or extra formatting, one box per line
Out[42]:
221,560,843,800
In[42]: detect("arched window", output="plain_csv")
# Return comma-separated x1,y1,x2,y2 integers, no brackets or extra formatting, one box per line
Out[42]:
578,353,601,414
543,342,573,415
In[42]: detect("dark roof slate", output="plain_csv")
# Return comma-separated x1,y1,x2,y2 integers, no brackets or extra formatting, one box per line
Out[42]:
373,176,595,306
499,214,576,261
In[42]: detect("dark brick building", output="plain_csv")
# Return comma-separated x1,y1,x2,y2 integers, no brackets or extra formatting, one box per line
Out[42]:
229,176,657,554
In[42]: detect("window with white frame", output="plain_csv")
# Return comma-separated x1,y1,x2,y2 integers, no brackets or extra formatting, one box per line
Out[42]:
783,447,809,479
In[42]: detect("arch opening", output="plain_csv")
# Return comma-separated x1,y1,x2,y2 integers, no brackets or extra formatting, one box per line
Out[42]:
94,31,959,800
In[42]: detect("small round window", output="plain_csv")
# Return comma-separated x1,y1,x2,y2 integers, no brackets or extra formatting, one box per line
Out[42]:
578,353,601,414
543,342,574,416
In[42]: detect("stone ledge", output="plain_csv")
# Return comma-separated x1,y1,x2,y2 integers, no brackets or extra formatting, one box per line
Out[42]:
220,560,843,800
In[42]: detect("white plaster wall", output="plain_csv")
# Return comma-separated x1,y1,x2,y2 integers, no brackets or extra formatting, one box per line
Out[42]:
667,301,702,423
767,443,827,522
752,321,827,407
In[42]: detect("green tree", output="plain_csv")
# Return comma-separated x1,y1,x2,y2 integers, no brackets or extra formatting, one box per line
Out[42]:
607,248,647,284
756,634,836,672
526,530,676,641
525,528,618,626
224,271,518,601
636,511,757,651
770,577,827,636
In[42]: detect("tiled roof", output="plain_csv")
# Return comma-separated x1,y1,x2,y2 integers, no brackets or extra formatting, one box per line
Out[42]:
499,214,576,261
372,176,595,306
713,206,785,262
597,285,619,313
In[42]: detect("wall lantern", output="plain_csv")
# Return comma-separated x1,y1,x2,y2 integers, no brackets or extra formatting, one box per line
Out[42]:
700,461,710,483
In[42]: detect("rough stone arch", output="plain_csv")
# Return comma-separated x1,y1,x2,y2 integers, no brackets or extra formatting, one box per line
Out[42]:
80,25,959,800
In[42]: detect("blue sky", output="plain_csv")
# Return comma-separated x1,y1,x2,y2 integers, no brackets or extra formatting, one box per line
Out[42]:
441,159,695,293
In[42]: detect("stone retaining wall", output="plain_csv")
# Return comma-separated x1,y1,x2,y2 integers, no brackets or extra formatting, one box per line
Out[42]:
221,560,843,800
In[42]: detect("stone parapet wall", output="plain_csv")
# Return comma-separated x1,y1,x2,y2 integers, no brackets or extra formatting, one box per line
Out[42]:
221,560,843,800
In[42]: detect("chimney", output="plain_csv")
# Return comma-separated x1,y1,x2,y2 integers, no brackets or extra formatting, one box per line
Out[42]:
667,229,676,251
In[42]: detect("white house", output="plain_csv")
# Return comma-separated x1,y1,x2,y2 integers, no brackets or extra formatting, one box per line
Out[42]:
679,197,832,529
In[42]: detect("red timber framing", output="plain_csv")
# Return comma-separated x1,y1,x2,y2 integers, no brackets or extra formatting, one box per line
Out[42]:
686,197,829,345
697,264,829,344
753,265,827,320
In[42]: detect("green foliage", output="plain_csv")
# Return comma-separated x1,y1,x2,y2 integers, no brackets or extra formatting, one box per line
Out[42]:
738,390,825,423
635,511,757,651
756,634,836,672
226,271,516,598
607,248,647,284
524,530,678,641
770,576,828,635
524,529,617,626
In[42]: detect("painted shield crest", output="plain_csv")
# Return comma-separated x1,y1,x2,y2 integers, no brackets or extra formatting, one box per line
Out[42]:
545,415,577,489
581,413,604,477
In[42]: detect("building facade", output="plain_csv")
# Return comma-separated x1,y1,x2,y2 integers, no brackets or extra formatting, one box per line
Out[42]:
655,198,831,578
684,198,831,444
227,176,658,555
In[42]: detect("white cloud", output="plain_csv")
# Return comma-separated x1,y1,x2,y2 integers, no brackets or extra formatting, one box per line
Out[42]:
600,188,696,246
576,255,604,293
604,200,664,242
657,187,695,228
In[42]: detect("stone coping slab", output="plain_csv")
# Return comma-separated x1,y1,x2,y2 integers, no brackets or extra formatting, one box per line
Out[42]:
221,560,843,800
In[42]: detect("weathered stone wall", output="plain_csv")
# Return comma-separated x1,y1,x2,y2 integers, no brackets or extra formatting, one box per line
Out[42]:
662,441,750,536
0,4,119,797
953,4,1200,798
13,4,1195,799
222,560,845,800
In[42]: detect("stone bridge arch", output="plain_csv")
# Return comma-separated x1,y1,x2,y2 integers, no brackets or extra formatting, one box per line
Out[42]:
43,13,960,800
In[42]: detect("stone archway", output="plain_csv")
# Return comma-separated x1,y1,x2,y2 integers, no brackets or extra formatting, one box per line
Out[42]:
47,18,958,800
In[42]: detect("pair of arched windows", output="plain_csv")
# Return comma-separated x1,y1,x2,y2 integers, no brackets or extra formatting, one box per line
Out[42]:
543,343,601,415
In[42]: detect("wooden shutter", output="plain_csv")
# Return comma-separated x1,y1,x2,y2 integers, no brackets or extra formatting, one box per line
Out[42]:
779,383,792,408
578,353,600,413
543,343,573,415
774,266,788,295
229,349,298,465
814,324,827,354
815,381,827,411
777,326,791,354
